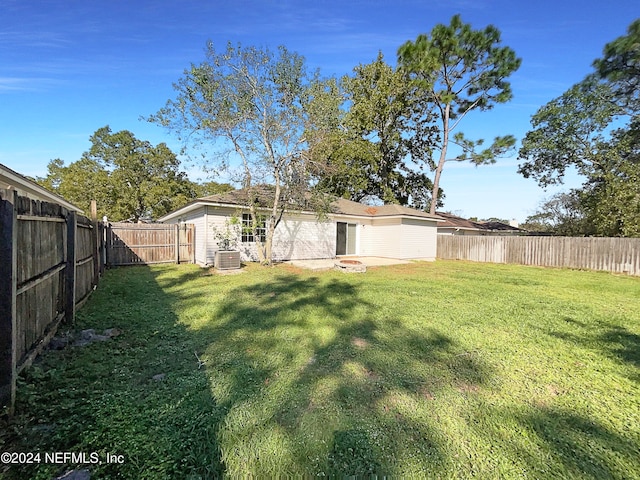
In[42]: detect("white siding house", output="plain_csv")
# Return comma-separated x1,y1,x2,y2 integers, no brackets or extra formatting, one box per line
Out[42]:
158,190,443,267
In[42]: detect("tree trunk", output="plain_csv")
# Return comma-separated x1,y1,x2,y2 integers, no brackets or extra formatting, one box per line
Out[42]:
430,104,450,215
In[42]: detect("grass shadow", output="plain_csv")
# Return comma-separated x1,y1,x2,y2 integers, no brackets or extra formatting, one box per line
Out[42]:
467,404,640,479
159,267,491,476
547,320,640,383
1,265,225,479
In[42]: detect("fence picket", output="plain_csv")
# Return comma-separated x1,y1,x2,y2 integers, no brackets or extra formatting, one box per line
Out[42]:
437,235,640,276
0,189,106,413
105,223,194,266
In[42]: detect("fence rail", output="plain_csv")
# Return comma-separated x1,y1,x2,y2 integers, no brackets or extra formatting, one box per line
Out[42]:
105,222,194,266
0,189,104,414
437,235,640,276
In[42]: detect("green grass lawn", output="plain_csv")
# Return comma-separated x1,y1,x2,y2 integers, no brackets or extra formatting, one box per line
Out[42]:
2,260,639,479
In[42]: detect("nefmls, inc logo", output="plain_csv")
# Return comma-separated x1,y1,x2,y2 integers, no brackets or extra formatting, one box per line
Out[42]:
45,452,100,464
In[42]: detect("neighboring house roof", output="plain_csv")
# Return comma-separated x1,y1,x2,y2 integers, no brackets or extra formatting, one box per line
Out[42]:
436,211,525,233
159,187,443,223
0,163,84,213
480,221,523,232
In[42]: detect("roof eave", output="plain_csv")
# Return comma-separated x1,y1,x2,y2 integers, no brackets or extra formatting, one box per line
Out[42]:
1,164,84,213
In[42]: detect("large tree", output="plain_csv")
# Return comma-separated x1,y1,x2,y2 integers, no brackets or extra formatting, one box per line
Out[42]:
593,19,640,113
149,42,331,264
84,126,196,221
522,191,594,236
398,14,521,214
38,157,113,217
38,126,197,221
518,19,640,237
315,53,438,209
517,77,622,187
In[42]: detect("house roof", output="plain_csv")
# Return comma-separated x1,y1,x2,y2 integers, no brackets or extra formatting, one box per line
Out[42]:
435,211,524,232
199,185,276,207
159,187,443,222
331,198,441,220
0,163,84,213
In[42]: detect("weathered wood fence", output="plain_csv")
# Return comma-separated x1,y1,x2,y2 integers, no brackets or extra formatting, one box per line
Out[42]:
0,187,196,413
105,222,194,266
0,189,104,413
437,235,640,276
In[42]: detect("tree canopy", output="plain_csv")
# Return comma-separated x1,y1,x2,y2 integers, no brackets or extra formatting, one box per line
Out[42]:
37,126,218,222
521,191,594,236
518,19,640,236
313,53,438,209
398,14,521,214
149,42,332,264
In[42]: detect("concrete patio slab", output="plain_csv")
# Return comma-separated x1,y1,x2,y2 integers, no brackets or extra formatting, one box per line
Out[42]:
286,256,411,271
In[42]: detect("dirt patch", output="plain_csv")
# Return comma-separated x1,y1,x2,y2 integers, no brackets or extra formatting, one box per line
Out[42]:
546,384,565,396
420,387,436,400
456,382,480,394
215,268,246,275
351,337,369,349
365,369,379,381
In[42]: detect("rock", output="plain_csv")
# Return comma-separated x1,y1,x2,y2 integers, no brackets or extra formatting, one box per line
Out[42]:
152,373,166,382
90,334,110,342
32,423,55,434
49,337,68,350
104,328,122,338
80,329,96,340
55,470,90,480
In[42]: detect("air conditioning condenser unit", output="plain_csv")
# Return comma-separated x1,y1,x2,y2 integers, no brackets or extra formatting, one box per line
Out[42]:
215,251,241,270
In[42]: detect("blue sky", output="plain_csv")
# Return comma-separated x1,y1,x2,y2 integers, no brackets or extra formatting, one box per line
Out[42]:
1,0,637,221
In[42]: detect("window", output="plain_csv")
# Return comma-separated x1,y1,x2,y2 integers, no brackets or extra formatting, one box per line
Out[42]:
242,213,266,243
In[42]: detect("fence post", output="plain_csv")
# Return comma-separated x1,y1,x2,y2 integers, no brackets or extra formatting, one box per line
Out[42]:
102,216,108,269
0,188,17,414
90,200,99,286
175,224,180,264
191,225,195,264
65,210,77,324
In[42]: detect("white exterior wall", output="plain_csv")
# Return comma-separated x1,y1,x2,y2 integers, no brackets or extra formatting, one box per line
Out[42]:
365,218,403,258
352,219,372,256
162,204,439,264
205,208,337,263
271,214,336,261
400,218,437,260
205,206,239,265
162,206,208,265
360,217,437,260
182,207,207,265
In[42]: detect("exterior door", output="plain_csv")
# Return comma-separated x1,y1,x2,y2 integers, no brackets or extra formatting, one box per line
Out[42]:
336,222,356,255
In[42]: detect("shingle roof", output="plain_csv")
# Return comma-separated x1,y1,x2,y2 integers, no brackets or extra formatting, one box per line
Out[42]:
199,185,276,207
197,187,442,220
436,211,524,232
435,212,482,229
332,198,441,220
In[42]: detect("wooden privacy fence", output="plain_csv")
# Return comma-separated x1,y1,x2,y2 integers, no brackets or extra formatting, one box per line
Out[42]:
437,235,640,276
0,189,104,413
105,222,194,266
